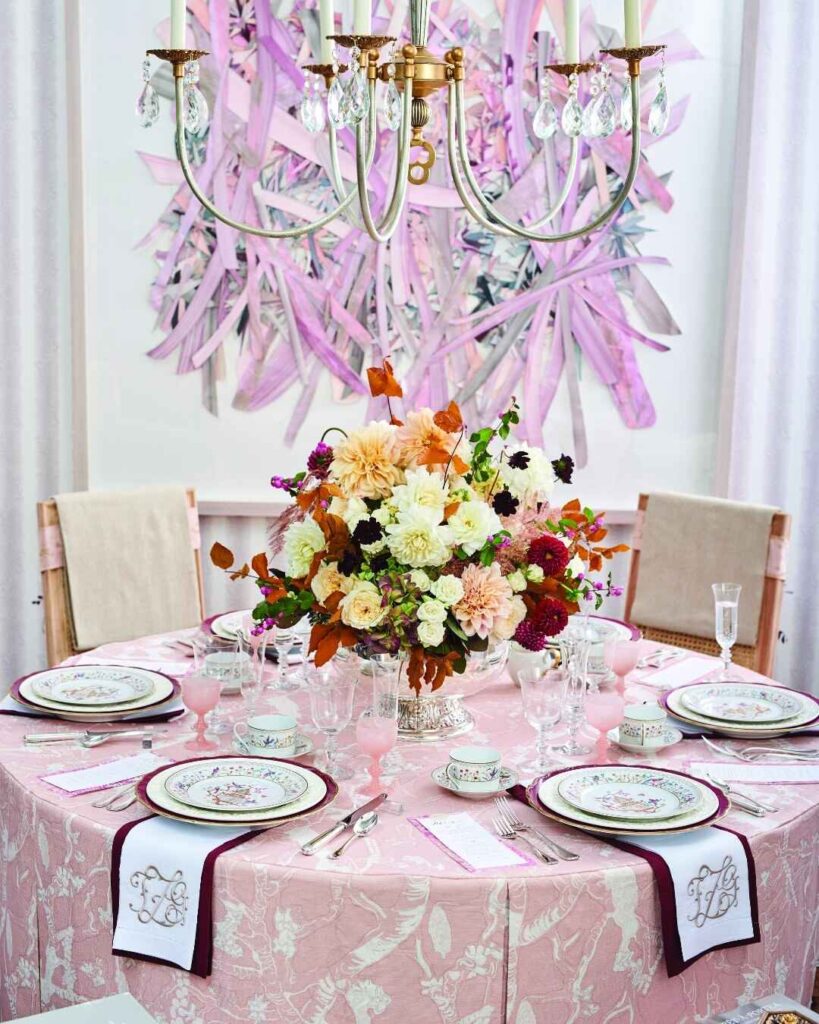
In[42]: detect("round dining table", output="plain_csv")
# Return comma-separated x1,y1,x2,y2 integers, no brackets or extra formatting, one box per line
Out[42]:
1,631,817,1024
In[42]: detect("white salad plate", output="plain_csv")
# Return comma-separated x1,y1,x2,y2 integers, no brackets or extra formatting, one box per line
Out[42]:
17,667,175,716
141,757,329,827
431,764,519,800
556,765,702,822
537,769,720,834
163,760,309,812
679,683,802,724
664,683,819,738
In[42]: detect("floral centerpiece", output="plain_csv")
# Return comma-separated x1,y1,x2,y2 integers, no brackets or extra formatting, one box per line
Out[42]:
211,362,627,695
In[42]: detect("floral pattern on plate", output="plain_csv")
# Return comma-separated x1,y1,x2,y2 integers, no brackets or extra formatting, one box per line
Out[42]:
164,759,308,813
30,669,155,707
557,766,701,822
680,684,802,724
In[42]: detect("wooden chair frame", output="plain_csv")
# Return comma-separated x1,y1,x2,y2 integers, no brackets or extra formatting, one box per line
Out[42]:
624,493,790,677
37,488,206,667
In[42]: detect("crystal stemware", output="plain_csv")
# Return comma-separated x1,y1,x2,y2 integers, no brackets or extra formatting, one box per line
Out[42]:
355,656,400,799
519,661,564,774
585,691,625,763
180,671,222,750
307,664,356,781
267,625,301,692
712,582,742,680
556,637,591,756
191,632,241,734
237,628,266,714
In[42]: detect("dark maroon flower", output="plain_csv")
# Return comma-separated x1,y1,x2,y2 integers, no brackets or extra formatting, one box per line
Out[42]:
513,620,549,651
551,453,574,484
531,596,569,637
527,535,570,577
352,517,383,546
508,450,530,470
338,549,362,575
369,552,389,574
307,441,334,478
492,489,519,517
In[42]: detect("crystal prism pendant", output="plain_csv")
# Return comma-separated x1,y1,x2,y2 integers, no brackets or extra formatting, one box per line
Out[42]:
620,79,633,131
136,83,160,128
593,91,617,137
533,98,558,140
183,86,208,135
311,94,326,133
383,79,402,131
582,97,600,138
327,76,346,127
561,96,584,138
649,78,669,136
300,93,318,133
346,69,370,125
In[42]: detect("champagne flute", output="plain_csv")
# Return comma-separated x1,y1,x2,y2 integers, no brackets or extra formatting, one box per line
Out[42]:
307,664,356,780
519,662,564,774
712,582,741,680
237,627,266,714
180,671,222,750
556,637,591,756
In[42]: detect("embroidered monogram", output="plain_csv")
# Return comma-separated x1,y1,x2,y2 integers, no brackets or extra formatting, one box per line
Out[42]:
129,866,188,928
686,855,739,928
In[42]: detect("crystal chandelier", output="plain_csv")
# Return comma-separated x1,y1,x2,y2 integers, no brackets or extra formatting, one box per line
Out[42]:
140,0,668,245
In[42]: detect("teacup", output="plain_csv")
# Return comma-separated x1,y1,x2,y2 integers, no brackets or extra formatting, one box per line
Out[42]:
234,714,297,756
619,702,668,748
446,746,502,792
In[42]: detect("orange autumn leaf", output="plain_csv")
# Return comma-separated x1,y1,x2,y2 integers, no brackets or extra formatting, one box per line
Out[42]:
210,542,235,570
296,482,343,512
562,498,582,513
229,563,250,581
251,552,270,580
310,621,358,667
433,401,464,434
417,443,452,468
313,510,350,562
367,359,403,398
451,452,469,475
443,501,461,521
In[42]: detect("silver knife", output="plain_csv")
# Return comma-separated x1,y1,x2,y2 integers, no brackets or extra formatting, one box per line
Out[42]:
300,793,388,856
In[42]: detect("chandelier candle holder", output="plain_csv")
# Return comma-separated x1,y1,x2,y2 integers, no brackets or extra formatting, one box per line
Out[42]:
142,1,667,244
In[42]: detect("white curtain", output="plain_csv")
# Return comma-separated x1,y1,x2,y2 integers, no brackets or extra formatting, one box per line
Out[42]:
0,2,73,689
718,0,819,691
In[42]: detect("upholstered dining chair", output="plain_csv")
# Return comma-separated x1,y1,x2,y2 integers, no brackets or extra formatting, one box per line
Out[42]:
624,492,790,677
37,486,206,666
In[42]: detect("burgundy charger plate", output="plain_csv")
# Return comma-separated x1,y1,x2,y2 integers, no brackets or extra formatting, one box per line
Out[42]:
10,669,181,720
524,763,729,836
136,754,339,828
660,681,819,734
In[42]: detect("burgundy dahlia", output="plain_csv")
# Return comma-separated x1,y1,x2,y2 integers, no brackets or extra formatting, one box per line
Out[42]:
527,535,570,577
531,596,569,637
513,620,549,652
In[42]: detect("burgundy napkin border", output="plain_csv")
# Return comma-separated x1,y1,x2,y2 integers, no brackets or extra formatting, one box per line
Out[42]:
111,756,339,977
508,765,759,977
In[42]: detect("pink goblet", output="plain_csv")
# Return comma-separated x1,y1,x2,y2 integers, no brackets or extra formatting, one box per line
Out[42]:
604,638,642,694
584,691,625,762
181,672,222,750
356,711,398,797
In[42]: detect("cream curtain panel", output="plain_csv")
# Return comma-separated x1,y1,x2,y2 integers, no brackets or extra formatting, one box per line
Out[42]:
0,2,73,689
718,0,819,691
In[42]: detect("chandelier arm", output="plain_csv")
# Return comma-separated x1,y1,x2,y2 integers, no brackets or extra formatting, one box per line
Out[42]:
529,137,579,227
453,78,642,242
354,78,414,242
173,77,358,239
326,98,378,203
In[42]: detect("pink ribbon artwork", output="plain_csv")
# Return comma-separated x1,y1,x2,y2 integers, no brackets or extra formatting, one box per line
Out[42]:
138,0,699,465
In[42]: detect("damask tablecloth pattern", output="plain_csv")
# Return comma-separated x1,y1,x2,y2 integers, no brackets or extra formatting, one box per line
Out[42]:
1,632,817,1024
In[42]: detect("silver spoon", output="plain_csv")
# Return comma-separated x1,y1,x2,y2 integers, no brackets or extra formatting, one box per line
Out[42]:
331,812,379,859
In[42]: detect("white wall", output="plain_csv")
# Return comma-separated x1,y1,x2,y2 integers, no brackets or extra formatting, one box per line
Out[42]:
76,1,744,514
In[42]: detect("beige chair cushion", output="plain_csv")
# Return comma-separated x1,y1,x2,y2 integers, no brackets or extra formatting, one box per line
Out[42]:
55,486,201,650
630,492,777,646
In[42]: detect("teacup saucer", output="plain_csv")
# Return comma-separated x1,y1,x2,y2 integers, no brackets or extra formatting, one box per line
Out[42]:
431,764,519,800
606,726,683,755
233,734,314,759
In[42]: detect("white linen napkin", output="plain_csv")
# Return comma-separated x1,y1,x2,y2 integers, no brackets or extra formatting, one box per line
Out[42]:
40,753,172,796
688,761,819,785
639,657,715,689
112,817,256,975
615,826,758,975
0,692,185,720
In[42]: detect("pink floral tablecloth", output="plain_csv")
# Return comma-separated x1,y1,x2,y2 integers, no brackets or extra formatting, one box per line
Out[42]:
1,633,817,1024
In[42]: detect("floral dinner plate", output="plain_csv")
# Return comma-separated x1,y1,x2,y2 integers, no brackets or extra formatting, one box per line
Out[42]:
163,759,309,812
556,766,702,822
679,683,801,724
30,670,155,707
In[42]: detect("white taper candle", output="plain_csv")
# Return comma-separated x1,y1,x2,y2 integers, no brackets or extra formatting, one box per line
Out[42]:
564,0,579,63
319,0,335,62
353,0,371,35
170,0,186,49
624,0,642,48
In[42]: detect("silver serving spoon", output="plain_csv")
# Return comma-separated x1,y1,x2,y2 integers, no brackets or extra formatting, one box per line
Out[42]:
330,812,379,858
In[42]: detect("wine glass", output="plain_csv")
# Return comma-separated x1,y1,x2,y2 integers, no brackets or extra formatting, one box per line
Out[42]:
355,656,400,798
307,663,356,780
519,662,565,774
180,671,222,750
712,583,741,680
585,691,626,763
237,628,266,714
604,637,641,694
267,624,301,692
556,637,591,756
190,632,240,734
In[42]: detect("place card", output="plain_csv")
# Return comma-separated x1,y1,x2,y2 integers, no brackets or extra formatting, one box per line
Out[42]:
40,752,172,796
639,657,715,689
689,761,819,785
408,812,532,872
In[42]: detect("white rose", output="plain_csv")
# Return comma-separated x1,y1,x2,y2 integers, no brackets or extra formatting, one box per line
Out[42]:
410,569,432,591
385,507,451,568
525,564,545,584
340,581,387,630
283,517,326,578
567,554,584,578
446,500,502,556
491,595,527,642
311,561,352,604
327,495,369,531
391,468,448,517
507,569,527,592
418,619,446,647
429,574,464,606
417,599,447,623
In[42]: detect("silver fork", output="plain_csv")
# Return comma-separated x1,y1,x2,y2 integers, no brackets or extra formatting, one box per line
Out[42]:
495,796,579,861
92,784,136,810
492,817,557,864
